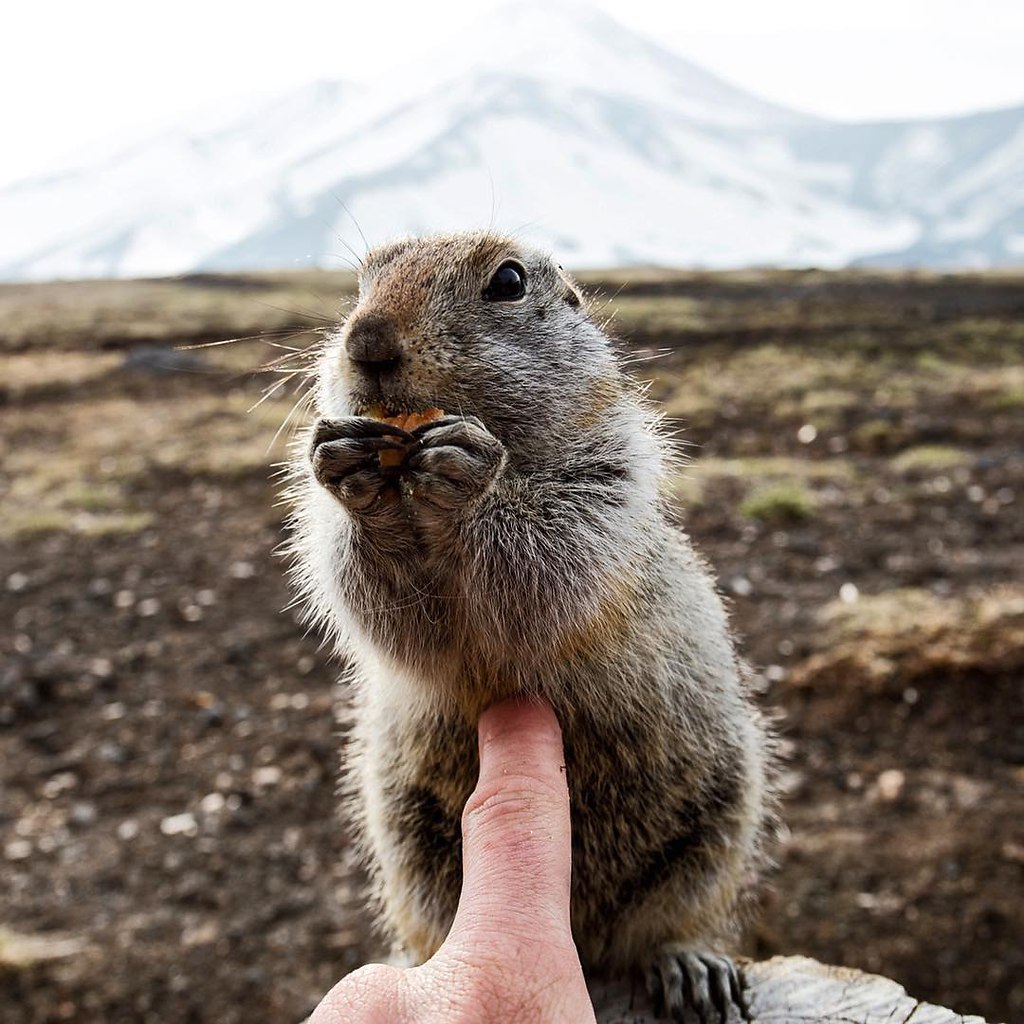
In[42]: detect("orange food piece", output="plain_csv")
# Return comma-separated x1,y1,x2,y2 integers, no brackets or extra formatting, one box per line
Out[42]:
382,407,445,432
372,407,445,468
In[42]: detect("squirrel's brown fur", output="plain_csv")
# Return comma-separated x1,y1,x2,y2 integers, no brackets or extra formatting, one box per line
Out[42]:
286,231,776,1014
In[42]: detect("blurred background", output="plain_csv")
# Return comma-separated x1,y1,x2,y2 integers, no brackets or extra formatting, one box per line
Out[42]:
3,0,1024,275
1,1,1022,1021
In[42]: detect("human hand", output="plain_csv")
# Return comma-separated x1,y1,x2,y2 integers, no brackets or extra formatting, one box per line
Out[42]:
309,696,597,1024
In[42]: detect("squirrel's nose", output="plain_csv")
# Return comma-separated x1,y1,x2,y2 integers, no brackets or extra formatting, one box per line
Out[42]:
345,315,402,368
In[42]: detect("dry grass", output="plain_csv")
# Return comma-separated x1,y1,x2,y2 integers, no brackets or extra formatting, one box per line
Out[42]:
0,271,355,353
890,446,971,473
790,586,1024,692
739,482,818,524
1,351,123,400
1,389,310,540
671,455,853,507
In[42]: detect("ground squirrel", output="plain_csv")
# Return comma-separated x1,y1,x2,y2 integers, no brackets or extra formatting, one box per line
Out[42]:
287,231,776,1022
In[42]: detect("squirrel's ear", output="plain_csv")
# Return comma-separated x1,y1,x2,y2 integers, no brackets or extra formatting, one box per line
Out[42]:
563,287,582,308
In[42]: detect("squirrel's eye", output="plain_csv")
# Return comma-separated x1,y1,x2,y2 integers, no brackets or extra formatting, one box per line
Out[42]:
482,261,526,302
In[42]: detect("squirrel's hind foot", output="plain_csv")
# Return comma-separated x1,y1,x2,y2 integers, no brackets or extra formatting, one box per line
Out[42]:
646,948,748,1024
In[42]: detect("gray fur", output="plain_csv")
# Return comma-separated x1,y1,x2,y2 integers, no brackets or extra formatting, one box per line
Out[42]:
284,231,776,993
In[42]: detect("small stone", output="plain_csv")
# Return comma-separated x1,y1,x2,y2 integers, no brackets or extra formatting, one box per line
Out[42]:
101,702,126,721
6,572,29,593
839,582,859,604
36,834,60,853
729,576,753,597
765,665,786,683
875,769,906,802
951,776,987,810
253,766,282,787
97,742,127,764
229,561,256,579
200,792,226,815
182,921,219,947
5,839,33,860
797,424,817,444
160,812,198,837
89,658,114,679
196,589,218,607
43,772,79,799
114,589,135,609
136,598,161,617
69,802,98,828
117,819,140,841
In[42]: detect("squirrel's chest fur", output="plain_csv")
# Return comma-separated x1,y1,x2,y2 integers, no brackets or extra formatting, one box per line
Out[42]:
286,230,773,988
290,454,773,970
346,660,752,972
330,522,761,971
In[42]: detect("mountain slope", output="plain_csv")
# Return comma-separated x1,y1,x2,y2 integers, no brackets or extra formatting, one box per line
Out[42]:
1,2,1021,279
785,104,1024,267
198,72,914,271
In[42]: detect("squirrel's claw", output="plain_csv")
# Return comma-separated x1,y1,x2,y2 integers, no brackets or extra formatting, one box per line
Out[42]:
312,416,415,447
647,949,747,1024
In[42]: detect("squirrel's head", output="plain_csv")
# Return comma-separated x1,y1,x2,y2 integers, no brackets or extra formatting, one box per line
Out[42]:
317,231,624,456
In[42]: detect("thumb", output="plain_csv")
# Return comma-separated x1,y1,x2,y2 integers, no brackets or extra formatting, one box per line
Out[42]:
444,696,574,956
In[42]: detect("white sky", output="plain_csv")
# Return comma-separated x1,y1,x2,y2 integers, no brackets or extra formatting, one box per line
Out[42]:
3,0,1023,188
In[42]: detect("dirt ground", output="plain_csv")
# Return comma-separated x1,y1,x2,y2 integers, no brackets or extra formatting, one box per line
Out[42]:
1,269,1022,1023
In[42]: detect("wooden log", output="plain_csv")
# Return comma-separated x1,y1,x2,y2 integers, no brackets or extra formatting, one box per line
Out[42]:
589,955,990,1024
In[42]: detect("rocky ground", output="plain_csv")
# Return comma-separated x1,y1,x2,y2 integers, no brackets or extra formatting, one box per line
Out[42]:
1,269,1022,1023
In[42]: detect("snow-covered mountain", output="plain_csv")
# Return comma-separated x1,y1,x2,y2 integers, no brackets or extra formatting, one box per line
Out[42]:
3,1,1022,279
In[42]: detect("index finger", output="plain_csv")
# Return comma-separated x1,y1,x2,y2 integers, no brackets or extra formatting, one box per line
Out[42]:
448,696,574,952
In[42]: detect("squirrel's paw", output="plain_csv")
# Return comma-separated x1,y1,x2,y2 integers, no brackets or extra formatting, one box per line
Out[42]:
405,415,507,508
309,417,411,510
646,948,747,1024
